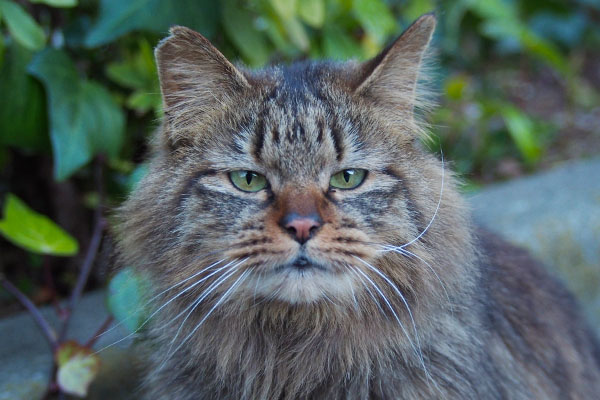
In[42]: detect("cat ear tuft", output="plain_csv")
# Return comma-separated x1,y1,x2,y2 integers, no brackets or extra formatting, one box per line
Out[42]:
155,26,250,122
354,14,436,115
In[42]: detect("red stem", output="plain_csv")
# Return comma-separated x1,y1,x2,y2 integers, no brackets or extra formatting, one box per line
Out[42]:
58,157,106,342
85,315,114,348
0,275,58,349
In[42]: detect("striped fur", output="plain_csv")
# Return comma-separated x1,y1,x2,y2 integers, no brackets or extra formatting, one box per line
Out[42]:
116,15,600,399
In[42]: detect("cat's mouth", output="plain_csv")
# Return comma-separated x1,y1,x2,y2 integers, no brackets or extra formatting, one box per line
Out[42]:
274,255,327,273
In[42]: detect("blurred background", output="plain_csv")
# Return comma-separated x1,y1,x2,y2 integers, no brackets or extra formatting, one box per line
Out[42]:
1,0,599,321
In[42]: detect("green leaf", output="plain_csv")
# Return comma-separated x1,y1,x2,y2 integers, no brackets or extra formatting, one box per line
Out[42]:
107,268,149,333
126,91,161,113
283,16,309,51
0,42,48,150
28,49,125,180
444,75,468,101
298,0,325,28
223,0,271,66
106,62,148,90
402,0,434,21
322,25,363,60
127,163,148,192
464,0,570,76
500,105,542,164
85,0,218,47
29,0,77,7
0,0,46,51
106,40,161,113
352,0,396,45
269,0,296,20
0,193,79,256
106,40,157,90
55,341,100,398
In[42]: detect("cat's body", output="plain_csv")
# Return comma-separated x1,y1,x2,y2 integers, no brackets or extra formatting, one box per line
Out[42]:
117,15,600,399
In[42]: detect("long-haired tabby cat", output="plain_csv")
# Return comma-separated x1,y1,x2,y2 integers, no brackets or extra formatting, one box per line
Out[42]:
117,14,600,399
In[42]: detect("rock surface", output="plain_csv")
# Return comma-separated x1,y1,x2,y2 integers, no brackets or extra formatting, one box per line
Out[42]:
470,157,600,331
1,157,598,399
0,291,140,400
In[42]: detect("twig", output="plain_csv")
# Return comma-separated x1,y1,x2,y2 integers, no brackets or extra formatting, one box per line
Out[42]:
0,274,58,349
85,315,114,348
58,157,106,342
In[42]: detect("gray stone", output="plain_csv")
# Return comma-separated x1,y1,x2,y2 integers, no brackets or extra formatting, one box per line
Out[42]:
470,157,600,332
0,291,140,400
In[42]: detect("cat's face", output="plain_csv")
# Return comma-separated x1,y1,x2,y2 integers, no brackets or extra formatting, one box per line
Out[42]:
120,15,469,309
174,73,421,303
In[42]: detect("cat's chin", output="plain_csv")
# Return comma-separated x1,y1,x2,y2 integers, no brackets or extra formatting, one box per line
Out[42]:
246,264,357,304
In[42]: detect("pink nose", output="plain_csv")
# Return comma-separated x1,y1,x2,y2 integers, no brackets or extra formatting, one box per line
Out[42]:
281,213,321,244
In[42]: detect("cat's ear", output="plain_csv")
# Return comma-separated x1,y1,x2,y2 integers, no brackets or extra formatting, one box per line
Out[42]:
353,14,436,114
155,26,250,119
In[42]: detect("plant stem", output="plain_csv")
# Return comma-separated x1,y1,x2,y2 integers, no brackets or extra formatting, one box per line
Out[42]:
85,315,114,348
0,275,58,349
58,157,106,342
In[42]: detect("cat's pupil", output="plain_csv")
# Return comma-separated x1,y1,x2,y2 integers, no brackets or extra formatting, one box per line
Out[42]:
343,170,351,183
245,172,252,185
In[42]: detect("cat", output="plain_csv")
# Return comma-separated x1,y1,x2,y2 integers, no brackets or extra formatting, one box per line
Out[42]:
116,14,600,399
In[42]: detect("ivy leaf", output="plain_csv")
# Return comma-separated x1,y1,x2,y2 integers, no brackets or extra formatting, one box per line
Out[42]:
126,92,162,114
55,341,101,398
85,0,218,48
352,0,397,45
107,268,150,333
269,0,297,20
29,0,78,7
298,0,325,28
106,40,156,90
323,26,363,60
28,49,125,180
222,0,271,67
0,0,46,51
105,40,162,114
126,163,149,192
500,105,542,165
0,193,79,256
402,0,435,22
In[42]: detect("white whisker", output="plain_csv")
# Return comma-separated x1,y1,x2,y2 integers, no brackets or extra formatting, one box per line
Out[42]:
351,264,418,359
92,258,230,354
380,245,453,314
348,264,386,317
354,256,441,393
345,272,360,311
165,259,248,355
160,268,252,369
94,258,226,341
401,150,444,249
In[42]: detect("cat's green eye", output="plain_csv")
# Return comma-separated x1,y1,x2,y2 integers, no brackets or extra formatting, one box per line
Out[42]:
229,170,267,192
329,169,367,190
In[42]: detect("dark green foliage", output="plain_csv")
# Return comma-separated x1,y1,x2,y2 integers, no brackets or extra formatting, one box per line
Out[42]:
0,0,598,326
29,48,125,180
0,42,48,150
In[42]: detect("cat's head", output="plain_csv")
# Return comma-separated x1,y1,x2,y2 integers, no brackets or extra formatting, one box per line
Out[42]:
119,14,472,310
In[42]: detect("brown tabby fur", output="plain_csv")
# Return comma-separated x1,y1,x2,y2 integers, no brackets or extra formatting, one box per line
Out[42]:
116,14,600,399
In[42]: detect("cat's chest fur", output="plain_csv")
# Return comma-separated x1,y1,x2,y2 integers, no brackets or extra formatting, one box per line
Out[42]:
118,14,600,400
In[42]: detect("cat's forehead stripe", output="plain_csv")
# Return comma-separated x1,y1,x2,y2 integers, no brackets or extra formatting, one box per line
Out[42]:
248,77,348,167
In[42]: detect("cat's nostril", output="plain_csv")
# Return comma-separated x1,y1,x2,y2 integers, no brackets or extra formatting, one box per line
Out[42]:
280,213,322,244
